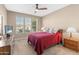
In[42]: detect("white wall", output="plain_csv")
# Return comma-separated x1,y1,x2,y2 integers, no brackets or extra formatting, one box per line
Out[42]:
42,5,79,31
0,5,7,34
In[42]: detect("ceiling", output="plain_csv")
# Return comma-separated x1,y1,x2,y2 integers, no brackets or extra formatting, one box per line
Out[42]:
5,4,69,17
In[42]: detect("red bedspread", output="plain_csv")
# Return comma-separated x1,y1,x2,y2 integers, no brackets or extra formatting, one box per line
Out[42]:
28,32,62,55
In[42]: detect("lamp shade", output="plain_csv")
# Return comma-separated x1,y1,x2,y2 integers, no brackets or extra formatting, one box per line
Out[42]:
67,27,77,33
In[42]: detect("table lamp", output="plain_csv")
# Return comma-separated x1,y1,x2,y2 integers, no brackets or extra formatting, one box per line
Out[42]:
67,27,77,38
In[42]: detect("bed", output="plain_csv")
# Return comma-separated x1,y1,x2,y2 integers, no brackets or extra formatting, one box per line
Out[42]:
28,31,62,55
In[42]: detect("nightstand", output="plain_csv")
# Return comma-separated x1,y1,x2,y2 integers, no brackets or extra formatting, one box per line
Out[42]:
64,37,79,52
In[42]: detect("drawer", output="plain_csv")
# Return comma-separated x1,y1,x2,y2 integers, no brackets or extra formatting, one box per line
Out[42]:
64,41,78,45
64,43,77,51
64,42,77,47
64,39,78,45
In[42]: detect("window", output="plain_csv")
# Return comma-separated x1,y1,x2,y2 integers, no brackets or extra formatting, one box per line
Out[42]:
16,16,24,33
24,17,31,32
32,20,36,31
16,16,36,34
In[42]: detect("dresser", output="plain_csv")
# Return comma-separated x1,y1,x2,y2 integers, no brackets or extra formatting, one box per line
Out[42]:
64,37,79,52
0,45,11,55
0,39,11,55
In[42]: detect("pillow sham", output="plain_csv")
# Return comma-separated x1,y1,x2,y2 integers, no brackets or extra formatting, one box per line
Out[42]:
48,28,54,34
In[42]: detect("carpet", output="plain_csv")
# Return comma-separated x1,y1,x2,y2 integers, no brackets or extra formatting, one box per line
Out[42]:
12,39,79,55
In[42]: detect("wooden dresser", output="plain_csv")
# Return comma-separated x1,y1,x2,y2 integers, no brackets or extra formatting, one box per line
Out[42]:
64,37,79,52
0,45,11,55
0,35,11,55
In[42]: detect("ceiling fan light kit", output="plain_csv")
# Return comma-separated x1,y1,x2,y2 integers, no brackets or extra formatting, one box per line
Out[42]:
34,9,38,13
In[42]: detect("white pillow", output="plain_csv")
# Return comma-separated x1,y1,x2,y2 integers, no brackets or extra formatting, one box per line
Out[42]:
48,27,54,34
41,27,49,32
43,27,49,32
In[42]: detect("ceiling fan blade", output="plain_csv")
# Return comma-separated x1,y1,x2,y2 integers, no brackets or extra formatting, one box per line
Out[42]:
38,8,47,10
35,4,47,11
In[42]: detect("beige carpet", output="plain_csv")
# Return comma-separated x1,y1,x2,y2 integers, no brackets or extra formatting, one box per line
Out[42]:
12,39,79,55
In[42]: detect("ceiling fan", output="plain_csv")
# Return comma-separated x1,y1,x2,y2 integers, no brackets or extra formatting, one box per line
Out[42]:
35,4,47,10
34,4,47,13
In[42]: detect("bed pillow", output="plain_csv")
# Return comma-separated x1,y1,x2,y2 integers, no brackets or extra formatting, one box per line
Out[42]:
48,27,54,34
41,27,49,32
44,27,50,32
